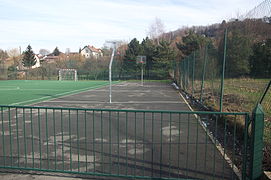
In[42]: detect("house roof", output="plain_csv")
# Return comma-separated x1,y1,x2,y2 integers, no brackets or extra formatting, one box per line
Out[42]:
82,45,102,53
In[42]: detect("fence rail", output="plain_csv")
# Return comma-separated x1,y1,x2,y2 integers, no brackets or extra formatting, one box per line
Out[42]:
0,105,251,179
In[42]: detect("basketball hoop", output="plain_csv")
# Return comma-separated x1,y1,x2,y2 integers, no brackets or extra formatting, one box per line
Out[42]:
136,55,146,86
136,56,146,64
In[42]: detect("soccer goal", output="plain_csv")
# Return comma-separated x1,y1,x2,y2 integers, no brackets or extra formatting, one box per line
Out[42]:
58,69,78,81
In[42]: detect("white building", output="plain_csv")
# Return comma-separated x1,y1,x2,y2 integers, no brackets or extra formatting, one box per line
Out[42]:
80,45,103,58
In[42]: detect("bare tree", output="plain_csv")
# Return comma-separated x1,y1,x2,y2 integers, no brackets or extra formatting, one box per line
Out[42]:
65,48,71,54
7,48,20,57
147,17,166,44
39,49,50,56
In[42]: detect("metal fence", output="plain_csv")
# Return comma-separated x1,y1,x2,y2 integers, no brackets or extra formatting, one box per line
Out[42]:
0,105,252,179
172,30,270,115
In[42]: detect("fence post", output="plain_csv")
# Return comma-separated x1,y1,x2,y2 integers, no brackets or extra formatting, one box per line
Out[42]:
250,103,264,180
220,28,227,112
192,51,196,97
183,59,187,91
200,45,208,103
178,61,182,88
187,57,190,92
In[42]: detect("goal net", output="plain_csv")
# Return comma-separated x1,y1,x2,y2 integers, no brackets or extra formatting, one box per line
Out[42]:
59,69,78,81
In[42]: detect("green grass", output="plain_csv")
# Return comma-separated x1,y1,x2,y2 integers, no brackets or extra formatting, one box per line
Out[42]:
0,80,112,106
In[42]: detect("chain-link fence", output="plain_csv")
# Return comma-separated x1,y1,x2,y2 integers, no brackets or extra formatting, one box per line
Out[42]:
172,29,271,171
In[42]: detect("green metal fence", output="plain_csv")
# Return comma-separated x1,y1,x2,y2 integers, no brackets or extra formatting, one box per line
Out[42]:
0,105,252,179
258,80,271,172
173,41,224,112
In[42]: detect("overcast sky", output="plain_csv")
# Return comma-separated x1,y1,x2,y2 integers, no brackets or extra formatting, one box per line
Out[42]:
0,0,262,53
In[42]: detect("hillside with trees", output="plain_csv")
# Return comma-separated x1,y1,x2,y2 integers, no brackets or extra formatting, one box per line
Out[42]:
119,18,271,79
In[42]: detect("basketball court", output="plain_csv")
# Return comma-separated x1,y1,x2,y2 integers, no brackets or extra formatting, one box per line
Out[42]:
0,81,241,179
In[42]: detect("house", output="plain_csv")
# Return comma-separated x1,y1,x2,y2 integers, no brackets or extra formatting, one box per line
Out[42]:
32,54,41,68
80,45,103,58
42,55,59,63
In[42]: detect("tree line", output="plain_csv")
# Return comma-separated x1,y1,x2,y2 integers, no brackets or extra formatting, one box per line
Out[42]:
121,19,271,79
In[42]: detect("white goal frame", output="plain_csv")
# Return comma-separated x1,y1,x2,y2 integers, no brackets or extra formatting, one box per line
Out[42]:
58,69,78,81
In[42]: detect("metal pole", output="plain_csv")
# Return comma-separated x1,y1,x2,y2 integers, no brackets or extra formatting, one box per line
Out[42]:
220,28,227,112
200,45,208,103
192,51,196,97
109,43,116,104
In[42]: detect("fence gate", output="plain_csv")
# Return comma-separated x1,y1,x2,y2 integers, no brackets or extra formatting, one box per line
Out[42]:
0,105,258,179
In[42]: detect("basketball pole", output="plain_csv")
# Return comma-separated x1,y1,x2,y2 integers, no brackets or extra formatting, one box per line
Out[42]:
109,45,115,103
108,41,117,104
106,40,121,104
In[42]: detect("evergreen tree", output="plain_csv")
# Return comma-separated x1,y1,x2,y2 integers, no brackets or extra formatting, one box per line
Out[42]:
141,37,157,78
176,30,208,57
52,47,60,56
122,38,142,74
22,45,36,68
153,41,176,79
250,39,271,78
222,30,252,77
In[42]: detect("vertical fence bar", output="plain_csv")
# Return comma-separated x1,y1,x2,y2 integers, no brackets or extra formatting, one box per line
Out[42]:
232,115,237,179
151,112,154,177
186,114,190,178
1,107,5,166
84,110,87,172
160,113,163,178
23,108,27,167
242,114,249,180
16,108,20,167
220,28,227,112
187,57,190,92
142,112,146,176
117,111,120,175
134,112,137,177
195,115,199,177
222,115,228,179
30,108,34,167
192,52,196,97
69,110,72,170
200,45,208,103
101,111,104,173
92,110,95,172
179,61,182,89
213,115,218,179
45,109,49,169
8,108,13,166
204,118,208,176
125,112,128,176
53,109,57,170
169,113,172,177
109,111,112,174
38,109,41,168
76,110,80,172
184,57,189,91
177,113,181,178
61,109,64,170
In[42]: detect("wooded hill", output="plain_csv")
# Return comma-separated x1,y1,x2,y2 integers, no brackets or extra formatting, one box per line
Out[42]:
120,18,271,79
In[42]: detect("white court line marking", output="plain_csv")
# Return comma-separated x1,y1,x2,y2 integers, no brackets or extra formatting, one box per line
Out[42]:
86,90,175,92
46,100,185,104
10,83,111,106
178,92,241,179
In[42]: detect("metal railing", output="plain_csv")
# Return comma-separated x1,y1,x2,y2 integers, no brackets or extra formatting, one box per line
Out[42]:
0,105,251,179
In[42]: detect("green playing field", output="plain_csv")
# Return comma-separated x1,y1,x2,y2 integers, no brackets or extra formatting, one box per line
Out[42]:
0,80,110,106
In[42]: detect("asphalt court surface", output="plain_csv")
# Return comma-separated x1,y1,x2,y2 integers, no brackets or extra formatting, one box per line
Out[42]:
0,81,237,179
37,81,189,110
